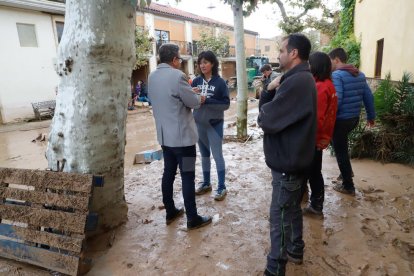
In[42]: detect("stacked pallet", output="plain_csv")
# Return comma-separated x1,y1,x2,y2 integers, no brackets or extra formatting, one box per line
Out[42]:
0,168,101,275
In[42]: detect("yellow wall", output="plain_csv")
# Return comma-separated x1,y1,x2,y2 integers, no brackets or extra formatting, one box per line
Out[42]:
192,23,215,41
191,24,259,57
222,29,235,45
192,25,235,46
142,13,259,57
355,0,414,80
192,24,202,41
244,34,256,53
136,14,145,27
259,38,279,63
154,17,185,41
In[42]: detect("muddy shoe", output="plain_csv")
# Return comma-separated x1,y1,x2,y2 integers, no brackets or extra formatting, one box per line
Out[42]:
302,204,323,216
287,252,303,264
337,172,354,181
214,188,227,201
264,268,277,276
187,215,212,230
195,182,212,195
333,183,355,196
166,207,184,225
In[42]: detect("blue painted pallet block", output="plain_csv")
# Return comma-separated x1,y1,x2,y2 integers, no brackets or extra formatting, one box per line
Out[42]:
134,149,163,164
0,239,79,275
0,167,103,275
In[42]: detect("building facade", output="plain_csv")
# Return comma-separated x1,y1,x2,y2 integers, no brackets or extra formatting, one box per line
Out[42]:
259,37,280,64
134,3,260,84
0,0,64,124
354,0,414,81
0,1,260,123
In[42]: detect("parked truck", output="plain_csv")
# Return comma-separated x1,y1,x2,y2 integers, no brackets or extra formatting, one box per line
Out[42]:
246,56,269,86
227,56,270,89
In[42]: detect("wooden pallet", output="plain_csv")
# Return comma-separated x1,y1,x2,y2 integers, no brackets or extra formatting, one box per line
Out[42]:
0,167,103,275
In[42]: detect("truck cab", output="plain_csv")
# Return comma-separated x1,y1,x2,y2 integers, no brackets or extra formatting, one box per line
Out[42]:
246,56,269,85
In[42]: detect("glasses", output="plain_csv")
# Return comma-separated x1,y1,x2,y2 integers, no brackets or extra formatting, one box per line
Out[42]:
176,57,183,63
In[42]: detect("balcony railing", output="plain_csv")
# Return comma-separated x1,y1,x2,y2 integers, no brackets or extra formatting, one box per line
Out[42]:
156,40,192,56
155,40,261,59
192,44,260,58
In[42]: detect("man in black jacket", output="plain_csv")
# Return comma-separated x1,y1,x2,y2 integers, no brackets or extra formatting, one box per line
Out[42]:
258,33,316,276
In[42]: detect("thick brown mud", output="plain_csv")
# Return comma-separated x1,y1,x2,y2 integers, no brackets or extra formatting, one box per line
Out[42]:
0,101,413,276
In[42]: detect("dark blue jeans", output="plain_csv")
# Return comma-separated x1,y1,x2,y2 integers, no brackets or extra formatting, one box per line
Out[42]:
161,145,198,220
332,117,359,189
138,96,151,105
267,170,306,275
197,120,226,190
308,149,324,211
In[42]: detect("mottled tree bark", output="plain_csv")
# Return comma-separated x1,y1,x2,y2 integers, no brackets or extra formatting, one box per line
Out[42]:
232,2,248,139
47,0,136,235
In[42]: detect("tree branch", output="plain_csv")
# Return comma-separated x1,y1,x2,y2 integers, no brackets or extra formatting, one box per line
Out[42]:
274,0,288,21
294,8,309,20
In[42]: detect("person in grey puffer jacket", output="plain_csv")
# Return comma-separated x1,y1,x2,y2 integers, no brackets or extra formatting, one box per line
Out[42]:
329,47,376,195
191,51,230,201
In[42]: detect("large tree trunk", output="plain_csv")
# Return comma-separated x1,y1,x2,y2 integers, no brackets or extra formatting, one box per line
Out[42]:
232,2,248,139
46,0,136,235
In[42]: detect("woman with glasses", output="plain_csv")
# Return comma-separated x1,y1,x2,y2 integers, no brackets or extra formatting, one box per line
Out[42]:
192,51,230,201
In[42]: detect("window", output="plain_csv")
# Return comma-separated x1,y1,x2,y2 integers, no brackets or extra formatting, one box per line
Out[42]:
154,30,170,43
155,30,170,53
265,45,270,52
192,40,198,55
16,23,38,47
246,58,264,68
375,38,384,78
55,21,64,43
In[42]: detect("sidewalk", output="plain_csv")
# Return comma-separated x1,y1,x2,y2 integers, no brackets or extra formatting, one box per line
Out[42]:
0,120,51,133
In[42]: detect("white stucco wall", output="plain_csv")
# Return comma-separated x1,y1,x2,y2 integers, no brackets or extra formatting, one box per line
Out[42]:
0,6,59,123
355,0,414,80
185,20,194,75
144,12,157,73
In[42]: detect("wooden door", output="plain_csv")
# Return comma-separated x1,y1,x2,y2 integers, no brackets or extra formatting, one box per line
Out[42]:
375,39,384,78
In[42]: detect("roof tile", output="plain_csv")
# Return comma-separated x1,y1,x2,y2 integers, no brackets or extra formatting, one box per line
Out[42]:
142,2,258,35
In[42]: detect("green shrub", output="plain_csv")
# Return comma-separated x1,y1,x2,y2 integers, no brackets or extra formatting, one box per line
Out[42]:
374,72,396,119
395,72,414,115
327,0,361,67
350,72,414,165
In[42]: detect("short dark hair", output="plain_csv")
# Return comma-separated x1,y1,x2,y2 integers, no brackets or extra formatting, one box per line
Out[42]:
197,50,219,76
309,51,332,81
159,43,180,63
283,33,311,61
328,47,348,63
260,64,272,72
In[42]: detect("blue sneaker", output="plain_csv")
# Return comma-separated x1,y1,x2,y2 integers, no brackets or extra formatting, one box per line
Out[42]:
195,182,212,195
214,188,227,201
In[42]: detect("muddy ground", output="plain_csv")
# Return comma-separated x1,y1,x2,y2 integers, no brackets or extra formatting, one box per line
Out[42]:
0,100,413,276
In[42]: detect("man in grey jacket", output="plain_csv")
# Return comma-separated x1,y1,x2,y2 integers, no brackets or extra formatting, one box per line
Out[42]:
148,43,212,230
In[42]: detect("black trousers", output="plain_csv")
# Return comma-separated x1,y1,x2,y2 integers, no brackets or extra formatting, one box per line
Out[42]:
161,145,198,220
332,117,359,189
308,149,324,211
